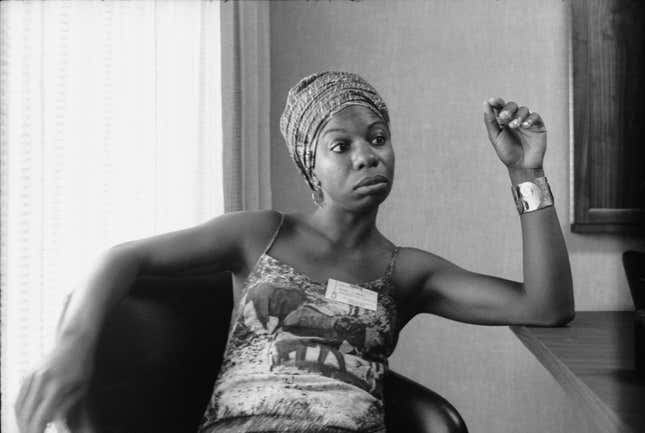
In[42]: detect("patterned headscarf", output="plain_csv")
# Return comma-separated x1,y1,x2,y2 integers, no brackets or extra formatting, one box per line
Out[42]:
279,71,390,191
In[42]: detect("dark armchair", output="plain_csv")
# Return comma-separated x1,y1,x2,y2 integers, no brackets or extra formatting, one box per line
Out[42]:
62,271,468,433
623,250,645,310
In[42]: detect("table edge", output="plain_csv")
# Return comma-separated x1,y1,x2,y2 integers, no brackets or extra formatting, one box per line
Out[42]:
510,324,635,433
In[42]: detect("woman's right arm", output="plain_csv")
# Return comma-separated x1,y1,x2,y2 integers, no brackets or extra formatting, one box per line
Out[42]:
58,210,251,344
14,210,273,433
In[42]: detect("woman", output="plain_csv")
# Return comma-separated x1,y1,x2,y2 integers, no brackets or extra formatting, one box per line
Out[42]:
14,71,574,433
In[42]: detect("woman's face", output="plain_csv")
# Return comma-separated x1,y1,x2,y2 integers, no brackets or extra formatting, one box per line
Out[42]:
313,104,395,211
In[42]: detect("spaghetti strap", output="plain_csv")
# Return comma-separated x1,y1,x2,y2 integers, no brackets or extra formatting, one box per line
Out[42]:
262,212,286,256
383,246,400,282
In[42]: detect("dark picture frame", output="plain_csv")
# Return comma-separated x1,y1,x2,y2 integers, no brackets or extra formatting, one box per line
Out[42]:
570,0,645,234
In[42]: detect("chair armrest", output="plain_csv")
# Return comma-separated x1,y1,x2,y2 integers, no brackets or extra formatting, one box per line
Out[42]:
66,272,234,433
623,250,645,309
385,370,468,433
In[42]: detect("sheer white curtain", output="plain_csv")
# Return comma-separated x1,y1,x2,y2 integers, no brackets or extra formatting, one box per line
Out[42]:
0,1,223,431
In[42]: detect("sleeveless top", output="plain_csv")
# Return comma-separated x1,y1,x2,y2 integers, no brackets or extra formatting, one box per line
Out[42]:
197,213,401,433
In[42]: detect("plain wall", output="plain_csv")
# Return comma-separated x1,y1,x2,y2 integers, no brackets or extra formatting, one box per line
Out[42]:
268,1,645,432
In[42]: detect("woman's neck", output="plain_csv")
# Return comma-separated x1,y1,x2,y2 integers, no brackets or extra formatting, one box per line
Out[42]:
306,205,380,249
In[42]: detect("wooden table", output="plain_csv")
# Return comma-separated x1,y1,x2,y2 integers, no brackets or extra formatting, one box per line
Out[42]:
511,311,645,433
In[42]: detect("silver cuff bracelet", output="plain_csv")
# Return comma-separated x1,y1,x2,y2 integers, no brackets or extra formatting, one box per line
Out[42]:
511,176,554,215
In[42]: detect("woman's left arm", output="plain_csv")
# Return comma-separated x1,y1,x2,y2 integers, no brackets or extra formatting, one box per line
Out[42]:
408,97,574,327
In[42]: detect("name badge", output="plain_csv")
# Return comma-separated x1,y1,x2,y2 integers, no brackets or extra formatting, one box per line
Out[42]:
325,278,378,311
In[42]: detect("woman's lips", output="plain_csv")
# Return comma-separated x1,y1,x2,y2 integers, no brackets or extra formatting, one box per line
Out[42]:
355,182,389,194
354,175,390,193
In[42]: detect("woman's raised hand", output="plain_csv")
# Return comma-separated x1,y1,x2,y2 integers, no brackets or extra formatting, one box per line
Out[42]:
14,335,94,433
483,97,547,172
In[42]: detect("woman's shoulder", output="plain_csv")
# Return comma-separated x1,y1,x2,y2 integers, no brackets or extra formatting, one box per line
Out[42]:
226,208,282,226
224,209,285,261
223,209,283,242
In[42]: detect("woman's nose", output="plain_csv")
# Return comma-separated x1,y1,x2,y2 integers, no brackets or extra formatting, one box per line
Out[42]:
352,142,379,170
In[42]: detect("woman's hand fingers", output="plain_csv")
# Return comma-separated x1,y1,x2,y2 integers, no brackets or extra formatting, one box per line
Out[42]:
14,373,36,425
30,385,83,433
508,106,530,129
17,369,78,433
483,99,502,141
20,369,57,433
484,97,546,132
521,111,545,129
27,385,58,433
497,101,519,126
487,96,506,111
482,97,547,169
14,336,95,433
14,376,31,431
16,371,47,431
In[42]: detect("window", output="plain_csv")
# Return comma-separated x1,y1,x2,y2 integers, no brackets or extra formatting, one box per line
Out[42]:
0,2,223,431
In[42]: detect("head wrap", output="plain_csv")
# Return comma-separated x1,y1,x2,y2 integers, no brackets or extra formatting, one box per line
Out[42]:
279,71,390,191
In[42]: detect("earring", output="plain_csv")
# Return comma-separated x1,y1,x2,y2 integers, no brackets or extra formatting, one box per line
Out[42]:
311,178,324,207
312,188,324,207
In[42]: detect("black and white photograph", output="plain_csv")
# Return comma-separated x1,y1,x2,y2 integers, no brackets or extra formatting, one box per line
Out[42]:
1,1,644,432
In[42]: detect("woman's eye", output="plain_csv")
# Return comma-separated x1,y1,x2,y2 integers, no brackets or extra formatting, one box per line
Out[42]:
331,142,349,152
373,136,386,145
